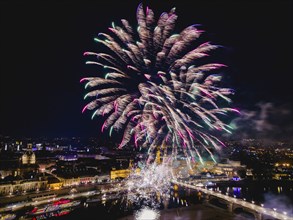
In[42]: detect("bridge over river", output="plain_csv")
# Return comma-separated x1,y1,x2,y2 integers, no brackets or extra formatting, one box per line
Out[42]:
173,180,293,220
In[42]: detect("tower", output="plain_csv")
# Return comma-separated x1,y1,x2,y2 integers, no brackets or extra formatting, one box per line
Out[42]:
156,147,161,164
21,143,36,165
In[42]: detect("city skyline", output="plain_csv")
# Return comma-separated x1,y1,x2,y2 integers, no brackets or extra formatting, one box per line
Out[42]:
0,0,292,142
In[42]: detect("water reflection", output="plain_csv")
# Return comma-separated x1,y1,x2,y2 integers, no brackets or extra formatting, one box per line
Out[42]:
15,183,293,219
233,187,241,197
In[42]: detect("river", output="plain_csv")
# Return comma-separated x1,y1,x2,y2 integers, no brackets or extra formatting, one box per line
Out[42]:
11,180,293,219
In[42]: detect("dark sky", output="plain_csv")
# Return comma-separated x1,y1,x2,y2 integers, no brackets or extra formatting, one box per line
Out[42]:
0,0,292,141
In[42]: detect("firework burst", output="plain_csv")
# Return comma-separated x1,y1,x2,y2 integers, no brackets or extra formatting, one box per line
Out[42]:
81,3,238,163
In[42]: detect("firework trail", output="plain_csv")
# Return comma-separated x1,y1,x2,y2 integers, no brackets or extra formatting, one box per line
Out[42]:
81,3,238,164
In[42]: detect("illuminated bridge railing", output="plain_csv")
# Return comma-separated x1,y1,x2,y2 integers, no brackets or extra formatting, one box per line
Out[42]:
172,180,293,220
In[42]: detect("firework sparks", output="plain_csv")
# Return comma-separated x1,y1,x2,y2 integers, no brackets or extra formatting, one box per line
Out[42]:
122,163,173,208
81,3,238,163
82,4,239,218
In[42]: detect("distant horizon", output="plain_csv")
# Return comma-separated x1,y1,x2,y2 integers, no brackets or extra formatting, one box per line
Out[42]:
1,133,293,145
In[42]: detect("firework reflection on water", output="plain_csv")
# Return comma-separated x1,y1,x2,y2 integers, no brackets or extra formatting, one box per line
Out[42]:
135,207,160,220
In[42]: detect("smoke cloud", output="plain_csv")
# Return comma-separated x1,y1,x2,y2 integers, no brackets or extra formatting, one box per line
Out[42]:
263,192,293,216
226,102,293,143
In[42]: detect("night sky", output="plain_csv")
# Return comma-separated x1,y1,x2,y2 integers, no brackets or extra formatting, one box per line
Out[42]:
0,0,292,141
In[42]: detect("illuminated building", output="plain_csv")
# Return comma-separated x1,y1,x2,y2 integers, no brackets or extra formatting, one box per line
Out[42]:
0,143,38,180
110,169,132,179
273,162,293,180
110,160,140,180
21,144,36,165
214,160,246,178
48,177,63,190
0,180,47,196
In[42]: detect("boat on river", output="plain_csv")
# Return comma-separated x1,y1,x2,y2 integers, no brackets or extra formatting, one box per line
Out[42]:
28,199,80,216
